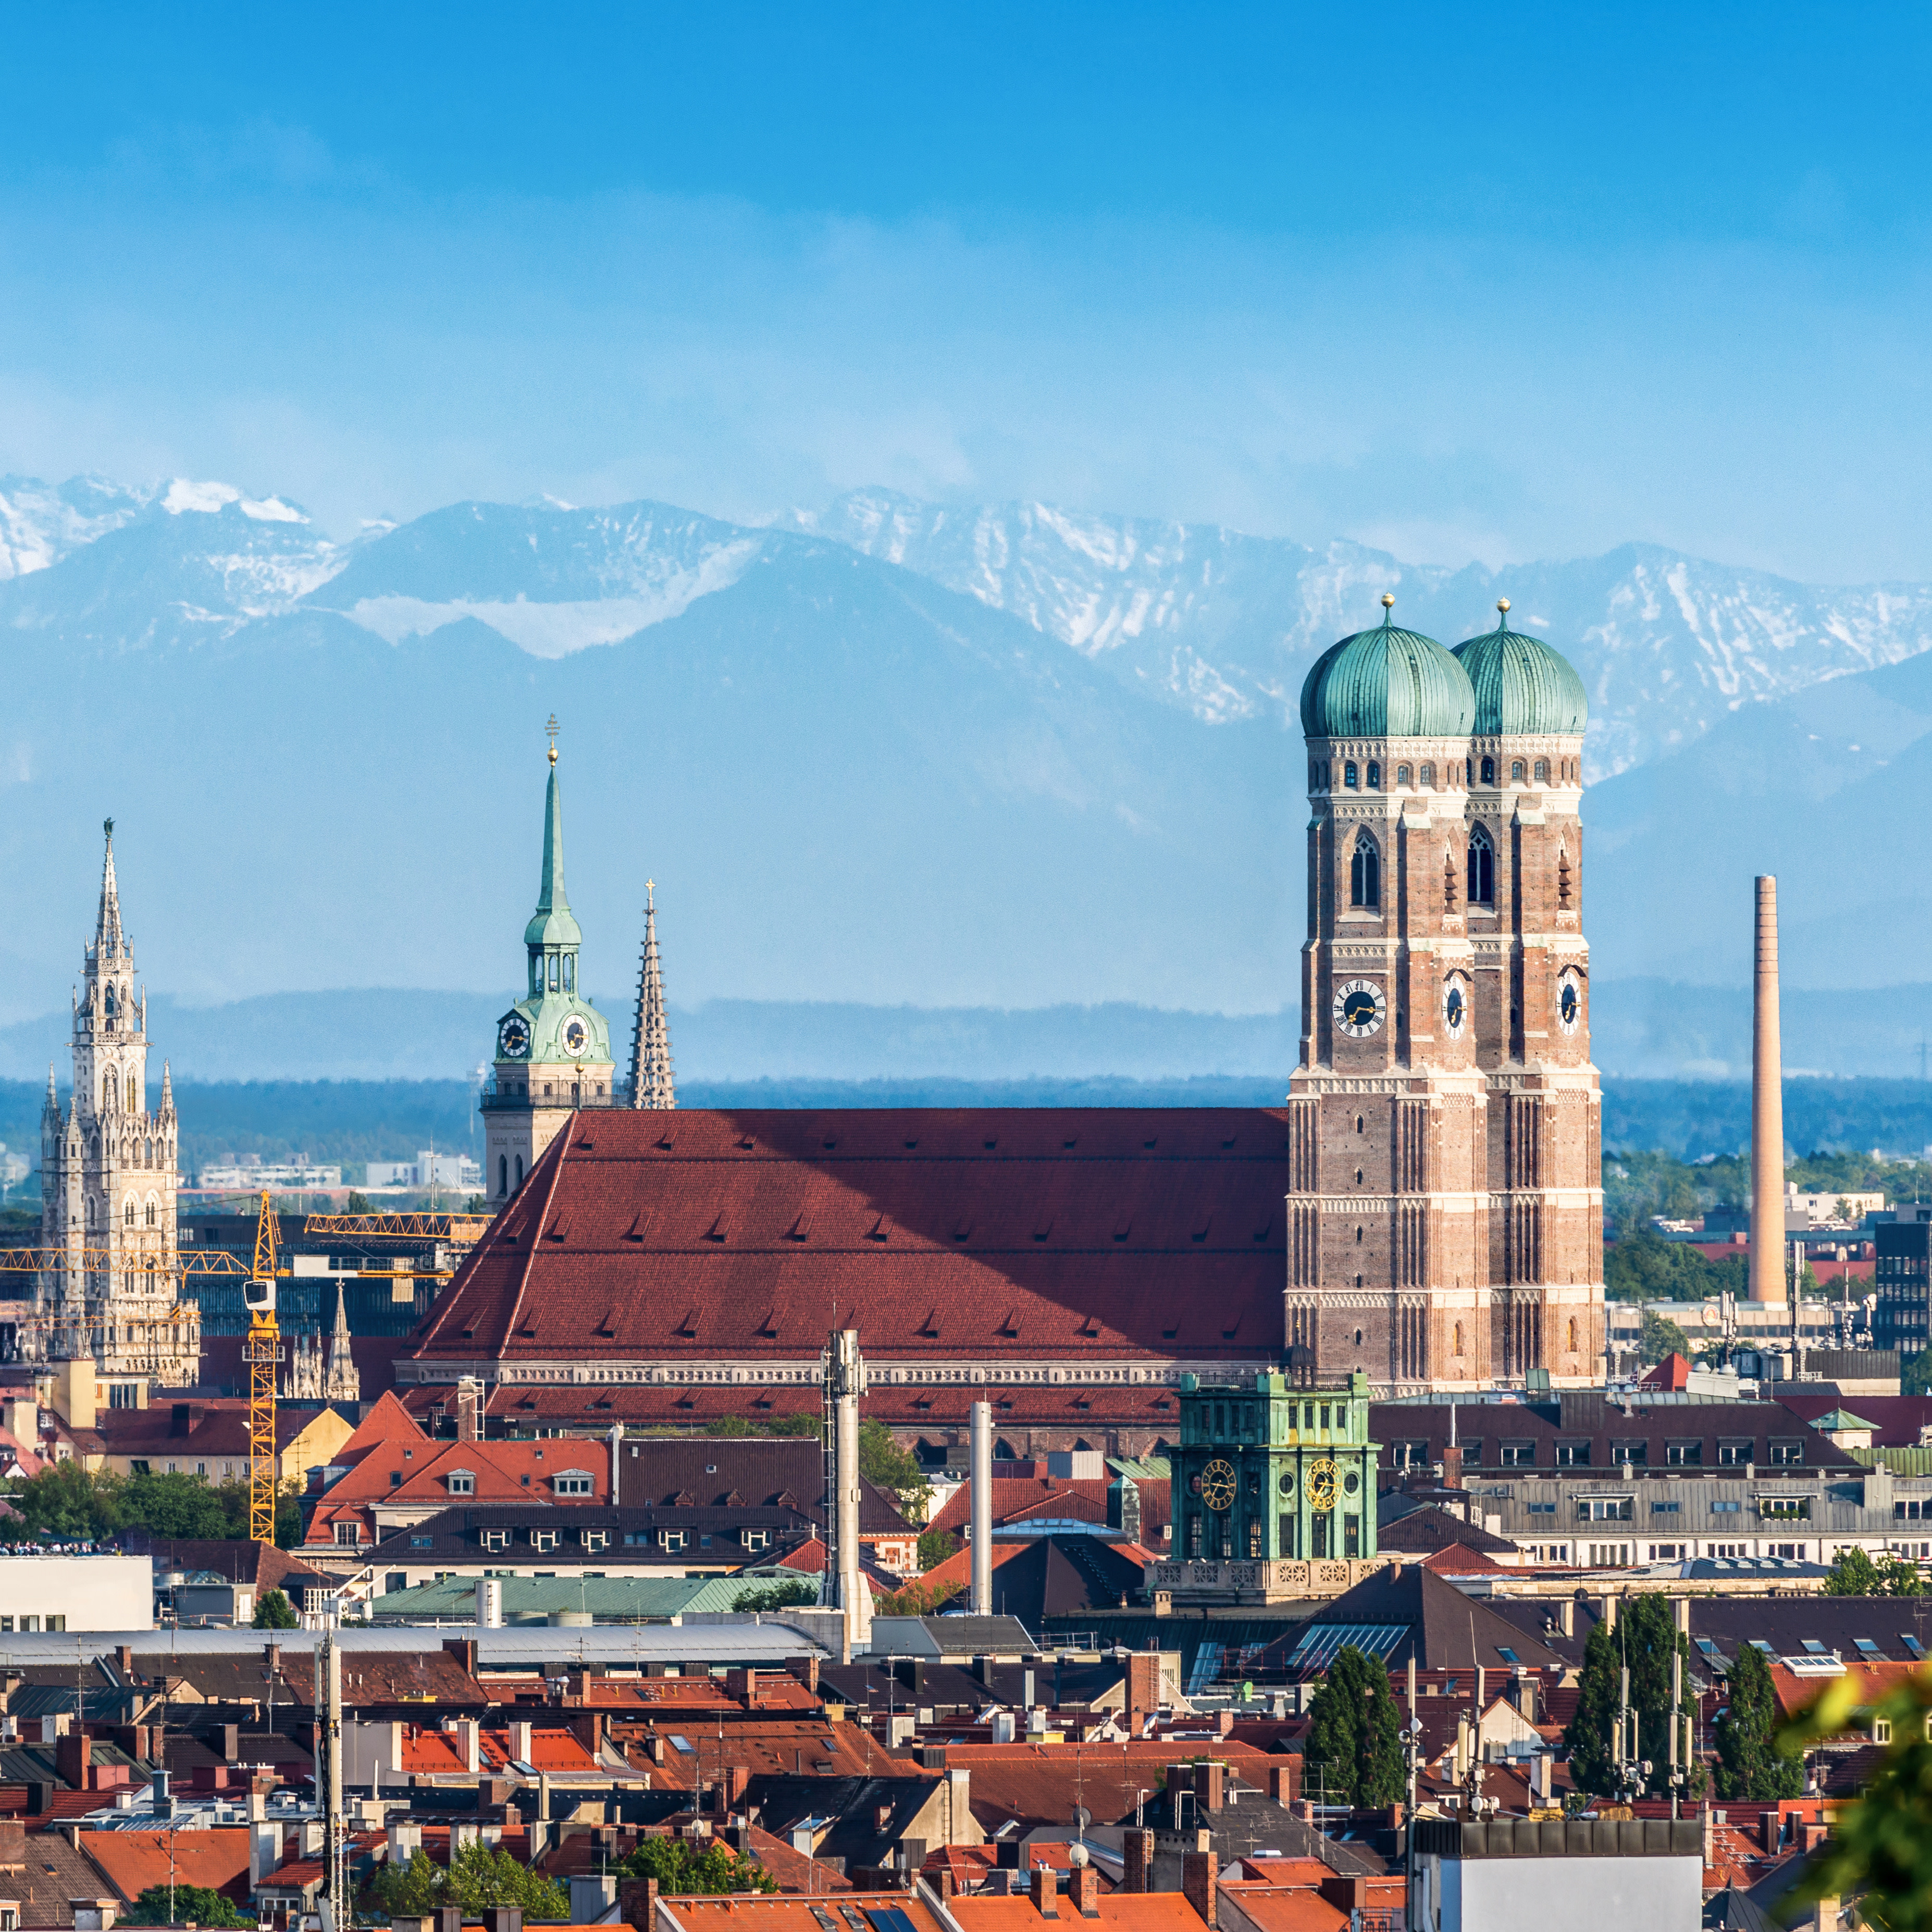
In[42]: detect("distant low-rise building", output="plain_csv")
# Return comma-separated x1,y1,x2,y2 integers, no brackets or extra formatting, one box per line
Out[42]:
365,1151,482,1192
0,1554,151,1632
195,1156,343,1191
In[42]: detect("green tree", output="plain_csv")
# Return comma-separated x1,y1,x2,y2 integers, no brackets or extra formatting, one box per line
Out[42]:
622,1835,776,1896
345,1190,372,1213
253,1587,297,1629
1906,1352,1932,1399
122,1884,250,1927
2,1460,119,1540
369,1843,572,1919
874,1578,962,1616
1713,1640,1805,1802
120,1470,232,1539
1563,1593,1705,1799
917,1528,962,1572
1302,1646,1403,1806
730,1578,819,1613
1825,1547,1884,1596
1639,1308,1693,1367
859,1419,932,1524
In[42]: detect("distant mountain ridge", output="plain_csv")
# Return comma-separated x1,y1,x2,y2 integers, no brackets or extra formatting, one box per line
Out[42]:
0,470,1926,1027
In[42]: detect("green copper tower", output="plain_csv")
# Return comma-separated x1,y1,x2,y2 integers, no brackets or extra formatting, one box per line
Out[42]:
483,720,615,1204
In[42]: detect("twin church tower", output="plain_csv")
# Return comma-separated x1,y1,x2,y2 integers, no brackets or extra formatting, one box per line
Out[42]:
1289,595,1603,1392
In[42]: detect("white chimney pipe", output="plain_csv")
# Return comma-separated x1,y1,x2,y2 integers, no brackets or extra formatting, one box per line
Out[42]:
970,1400,993,1615
1751,875,1787,1304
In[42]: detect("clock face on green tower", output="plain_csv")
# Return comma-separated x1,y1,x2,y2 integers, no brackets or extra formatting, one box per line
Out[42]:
498,1014,531,1058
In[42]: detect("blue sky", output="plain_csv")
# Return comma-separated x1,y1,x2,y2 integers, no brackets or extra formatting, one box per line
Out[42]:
1,2,1928,577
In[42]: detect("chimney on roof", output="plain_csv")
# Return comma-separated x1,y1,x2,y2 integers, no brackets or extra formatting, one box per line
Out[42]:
970,1400,993,1615
456,1378,481,1442
1751,877,1788,1306
1068,1852,1100,1919
1030,1867,1058,1918
1123,1830,1153,1894
1181,1851,1217,1929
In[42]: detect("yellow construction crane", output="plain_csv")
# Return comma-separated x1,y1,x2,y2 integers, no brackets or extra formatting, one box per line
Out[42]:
303,1211,490,1244
242,1191,281,1544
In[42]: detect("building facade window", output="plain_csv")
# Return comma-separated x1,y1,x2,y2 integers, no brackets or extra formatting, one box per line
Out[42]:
1350,834,1380,909
1467,826,1495,906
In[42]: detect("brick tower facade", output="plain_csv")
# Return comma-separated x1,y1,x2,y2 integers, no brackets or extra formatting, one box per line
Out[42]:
1285,597,1603,1393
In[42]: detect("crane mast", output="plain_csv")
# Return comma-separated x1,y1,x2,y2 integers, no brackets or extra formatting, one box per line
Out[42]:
243,1191,281,1544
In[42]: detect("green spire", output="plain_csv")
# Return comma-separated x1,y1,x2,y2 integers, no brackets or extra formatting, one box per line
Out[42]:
525,719,583,948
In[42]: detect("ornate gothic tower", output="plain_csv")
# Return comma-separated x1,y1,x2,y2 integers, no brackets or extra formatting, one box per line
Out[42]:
1453,603,1603,1383
37,821,199,1388
484,727,615,1205
1284,597,1603,1392
626,883,675,1110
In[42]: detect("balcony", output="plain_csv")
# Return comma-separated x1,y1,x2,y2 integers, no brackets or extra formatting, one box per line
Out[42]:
480,1081,630,1112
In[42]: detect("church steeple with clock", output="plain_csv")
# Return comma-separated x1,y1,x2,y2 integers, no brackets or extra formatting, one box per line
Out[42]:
1285,595,1603,1394
484,722,615,1205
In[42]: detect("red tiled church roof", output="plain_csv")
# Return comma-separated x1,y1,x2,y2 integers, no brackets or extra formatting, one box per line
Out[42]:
407,1109,1294,1370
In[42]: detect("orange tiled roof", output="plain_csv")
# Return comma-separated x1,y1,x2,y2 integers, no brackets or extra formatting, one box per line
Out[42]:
78,1829,253,1904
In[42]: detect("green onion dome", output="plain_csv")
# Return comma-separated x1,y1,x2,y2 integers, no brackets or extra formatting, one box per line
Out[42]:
1298,596,1476,739
1453,600,1589,735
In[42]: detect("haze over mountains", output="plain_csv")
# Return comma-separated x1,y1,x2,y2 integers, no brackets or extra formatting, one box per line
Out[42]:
3,471,1927,1084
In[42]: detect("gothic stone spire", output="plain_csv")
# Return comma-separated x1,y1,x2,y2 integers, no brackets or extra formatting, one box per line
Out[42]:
628,882,676,1110
95,818,125,957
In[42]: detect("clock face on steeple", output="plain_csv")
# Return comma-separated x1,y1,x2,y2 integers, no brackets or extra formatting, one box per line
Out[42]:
1333,979,1386,1038
498,1014,531,1059
1558,973,1581,1034
561,1015,589,1057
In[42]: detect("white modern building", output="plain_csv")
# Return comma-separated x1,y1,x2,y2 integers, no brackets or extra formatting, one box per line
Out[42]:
0,1554,152,1631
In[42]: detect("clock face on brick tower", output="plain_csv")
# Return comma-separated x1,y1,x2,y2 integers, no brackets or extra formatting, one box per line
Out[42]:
1333,979,1386,1038
1558,973,1581,1034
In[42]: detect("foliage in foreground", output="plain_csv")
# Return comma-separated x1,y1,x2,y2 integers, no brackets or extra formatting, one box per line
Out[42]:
252,1586,298,1628
1783,1668,1932,1931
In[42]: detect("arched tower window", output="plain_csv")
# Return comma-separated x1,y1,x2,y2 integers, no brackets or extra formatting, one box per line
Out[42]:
563,956,575,992
104,986,116,1022
1480,756,1496,785
1558,846,1573,911
126,1074,138,1113
145,1200,156,1228
1533,759,1549,783
548,955,560,991
1420,762,1435,787
1344,761,1359,789
1365,760,1381,788
1453,1322,1465,1357
1510,759,1525,782
1443,847,1459,913
1567,1318,1580,1354
514,1154,525,1190
499,1155,508,1196
1467,825,1495,906
1349,833,1380,909
1395,763,1411,786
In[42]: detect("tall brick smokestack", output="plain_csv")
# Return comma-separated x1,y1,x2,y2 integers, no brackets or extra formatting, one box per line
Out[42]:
1751,876,1786,1304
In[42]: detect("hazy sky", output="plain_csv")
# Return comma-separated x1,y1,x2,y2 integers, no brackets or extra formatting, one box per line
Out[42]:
2,3,1929,578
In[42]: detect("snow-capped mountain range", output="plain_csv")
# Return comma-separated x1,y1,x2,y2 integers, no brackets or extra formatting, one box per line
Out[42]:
1,469,1926,1050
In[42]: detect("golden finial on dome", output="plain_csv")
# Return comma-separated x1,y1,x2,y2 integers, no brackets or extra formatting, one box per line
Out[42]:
1381,592,1395,609
1497,598,1511,615
545,713,560,764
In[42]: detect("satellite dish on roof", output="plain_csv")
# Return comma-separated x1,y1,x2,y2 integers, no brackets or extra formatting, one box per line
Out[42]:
1072,1807,1091,1831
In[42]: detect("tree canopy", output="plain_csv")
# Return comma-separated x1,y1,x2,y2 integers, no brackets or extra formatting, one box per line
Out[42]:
368,1843,570,1918
621,1835,776,1896
122,1885,250,1927
1713,1640,1804,1802
1564,1593,1704,1799
1,1462,303,1549
253,1587,298,1628
1823,1547,1925,1597
1302,1645,1404,1807
730,1578,818,1613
